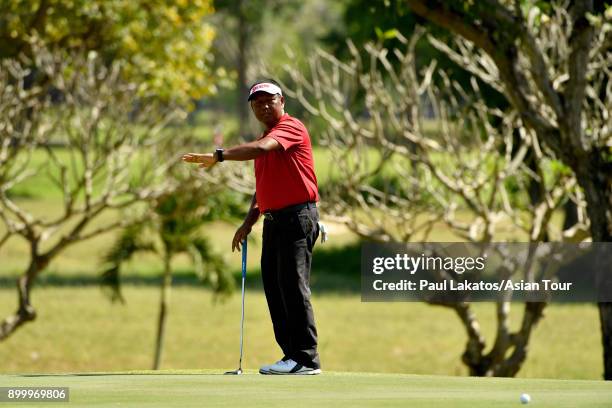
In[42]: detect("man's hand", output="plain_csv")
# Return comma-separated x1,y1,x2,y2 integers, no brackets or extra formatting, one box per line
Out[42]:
181,152,217,168
232,223,251,252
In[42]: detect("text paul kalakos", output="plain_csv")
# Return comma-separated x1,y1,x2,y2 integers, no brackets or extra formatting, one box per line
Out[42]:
372,279,573,292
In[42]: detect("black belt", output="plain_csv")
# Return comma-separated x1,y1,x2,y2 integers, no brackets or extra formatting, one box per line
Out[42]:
263,202,316,221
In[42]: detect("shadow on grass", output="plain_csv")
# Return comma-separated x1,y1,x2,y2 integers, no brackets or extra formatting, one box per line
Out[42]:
0,243,363,294
0,270,222,288
231,241,361,294
311,242,361,293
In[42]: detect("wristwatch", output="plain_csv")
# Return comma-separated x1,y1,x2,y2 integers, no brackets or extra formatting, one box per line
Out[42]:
215,148,224,162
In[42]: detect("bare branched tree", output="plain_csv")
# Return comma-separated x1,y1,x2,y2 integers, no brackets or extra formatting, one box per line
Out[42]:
277,27,590,376
402,0,612,379
0,46,192,341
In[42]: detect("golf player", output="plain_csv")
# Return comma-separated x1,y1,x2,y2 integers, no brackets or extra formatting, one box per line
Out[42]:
182,79,322,375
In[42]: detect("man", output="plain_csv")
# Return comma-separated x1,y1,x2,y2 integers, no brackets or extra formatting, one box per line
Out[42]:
182,79,322,375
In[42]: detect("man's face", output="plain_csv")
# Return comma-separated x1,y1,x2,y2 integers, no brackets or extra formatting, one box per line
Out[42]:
250,92,284,128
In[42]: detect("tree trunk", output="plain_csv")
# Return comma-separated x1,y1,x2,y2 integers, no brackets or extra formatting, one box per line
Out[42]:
236,0,249,140
574,155,612,380
492,302,546,377
452,303,486,375
600,304,612,380
0,254,48,341
454,300,546,377
153,253,173,370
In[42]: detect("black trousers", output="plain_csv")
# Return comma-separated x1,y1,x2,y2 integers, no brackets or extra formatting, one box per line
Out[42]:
261,204,320,369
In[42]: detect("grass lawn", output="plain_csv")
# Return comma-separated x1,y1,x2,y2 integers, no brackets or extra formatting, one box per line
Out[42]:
0,198,605,381
1,370,611,408
0,148,606,384
0,286,604,380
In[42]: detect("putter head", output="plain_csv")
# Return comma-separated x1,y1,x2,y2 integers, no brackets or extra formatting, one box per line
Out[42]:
224,368,243,375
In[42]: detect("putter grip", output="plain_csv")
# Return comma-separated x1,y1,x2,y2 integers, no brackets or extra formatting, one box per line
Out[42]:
241,239,247,279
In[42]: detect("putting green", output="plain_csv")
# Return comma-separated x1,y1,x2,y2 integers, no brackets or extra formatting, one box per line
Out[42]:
1,370,611,407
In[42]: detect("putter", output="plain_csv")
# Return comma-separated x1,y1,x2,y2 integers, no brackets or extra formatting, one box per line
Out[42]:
225,238,247,375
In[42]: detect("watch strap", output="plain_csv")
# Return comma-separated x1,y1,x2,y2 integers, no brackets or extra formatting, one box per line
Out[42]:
215,148,224,162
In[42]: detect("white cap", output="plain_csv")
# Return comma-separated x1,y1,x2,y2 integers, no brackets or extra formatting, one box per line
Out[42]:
248,82,282,101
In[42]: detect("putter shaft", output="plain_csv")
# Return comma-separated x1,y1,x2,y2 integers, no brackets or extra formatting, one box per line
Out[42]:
226,239,247,375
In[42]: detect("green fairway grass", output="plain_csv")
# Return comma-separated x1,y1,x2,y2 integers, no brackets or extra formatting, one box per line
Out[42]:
0,287,603,379
0,148,604,382
1,371,611,407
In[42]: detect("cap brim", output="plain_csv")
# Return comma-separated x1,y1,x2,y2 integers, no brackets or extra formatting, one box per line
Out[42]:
247,90,278,101
247,83,283,101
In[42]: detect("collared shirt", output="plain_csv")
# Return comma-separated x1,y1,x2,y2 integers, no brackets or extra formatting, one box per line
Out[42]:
254,113,319,212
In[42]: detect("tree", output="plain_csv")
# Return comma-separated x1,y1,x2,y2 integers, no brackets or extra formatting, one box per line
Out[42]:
101,175,234,370
0,46,189,341
213,0,308,139
402,0,612,380
213,0,275,139
0,0,218,104
213,0,342,140
280,28,589,376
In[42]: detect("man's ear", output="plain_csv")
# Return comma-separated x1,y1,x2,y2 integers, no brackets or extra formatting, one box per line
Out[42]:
280,95,285,107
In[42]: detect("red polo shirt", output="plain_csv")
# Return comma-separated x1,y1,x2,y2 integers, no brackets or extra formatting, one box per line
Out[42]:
254,113,319,212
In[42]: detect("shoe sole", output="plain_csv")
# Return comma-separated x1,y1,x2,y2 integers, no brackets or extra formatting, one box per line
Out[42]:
268,368,321,375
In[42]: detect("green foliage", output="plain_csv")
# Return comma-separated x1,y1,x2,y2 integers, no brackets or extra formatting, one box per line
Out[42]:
101,224,156,303
322,0,509,117
326,0,414,52
0,0,220,104
100,183,236,303
189,237,233,296
205,190,249,220
547,159,573,179
375,28,400,41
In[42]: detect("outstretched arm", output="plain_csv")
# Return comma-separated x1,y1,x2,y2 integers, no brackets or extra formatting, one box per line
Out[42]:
182,136,281,168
